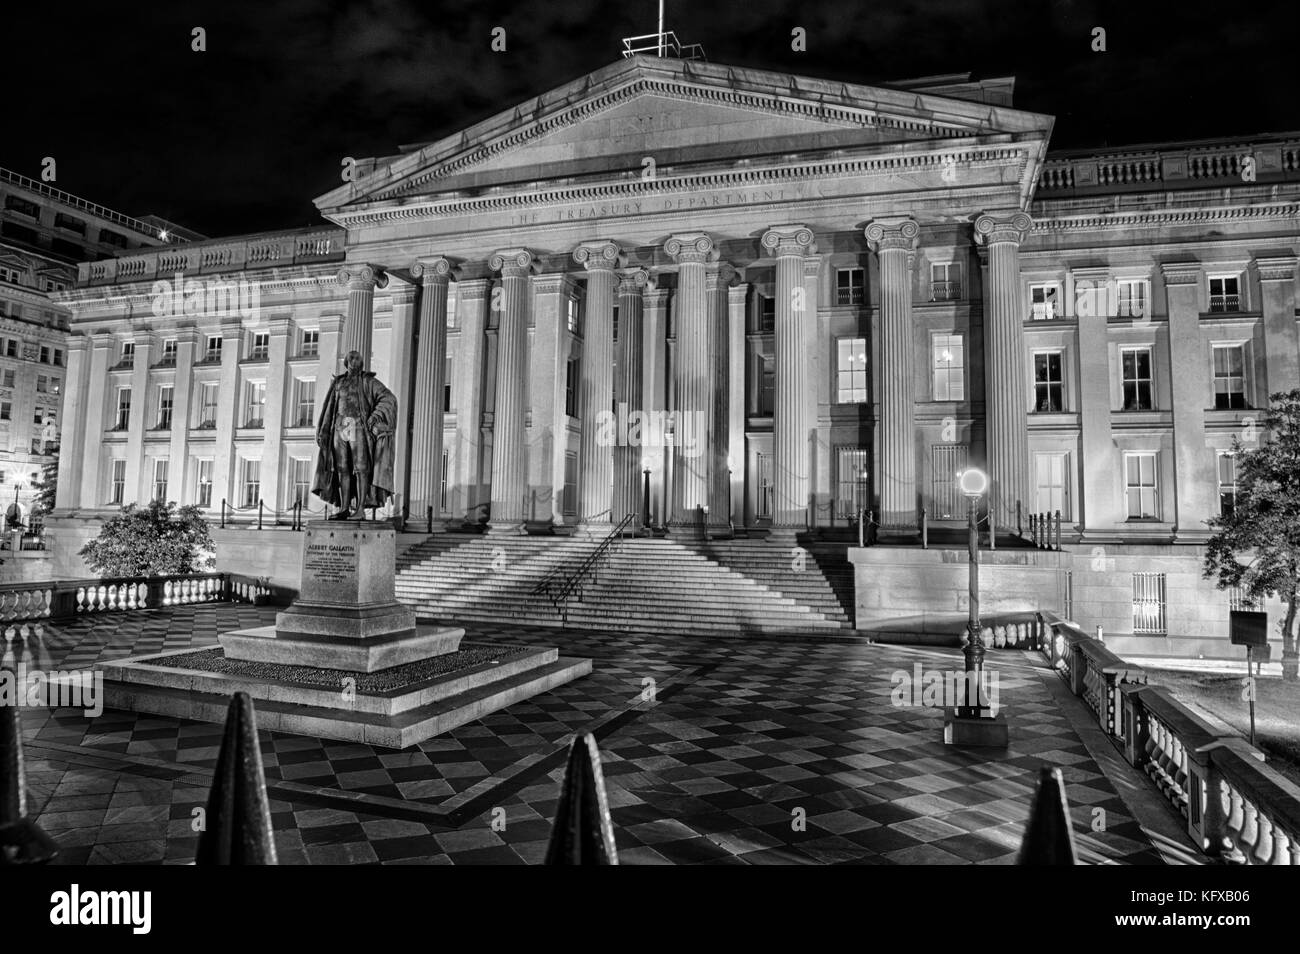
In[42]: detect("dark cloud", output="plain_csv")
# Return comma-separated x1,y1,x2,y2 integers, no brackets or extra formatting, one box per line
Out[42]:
8,0,1294,238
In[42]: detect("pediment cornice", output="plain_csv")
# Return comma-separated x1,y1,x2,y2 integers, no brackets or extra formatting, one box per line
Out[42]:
1032,203,1300,234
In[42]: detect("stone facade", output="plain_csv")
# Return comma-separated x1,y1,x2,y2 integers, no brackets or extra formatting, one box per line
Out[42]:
44,56,1300,654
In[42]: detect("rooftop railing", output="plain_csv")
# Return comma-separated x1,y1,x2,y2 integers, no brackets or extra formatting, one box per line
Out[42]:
1036,134,1300,197
620,31,706,61
78,227,346,287
0,167,174,241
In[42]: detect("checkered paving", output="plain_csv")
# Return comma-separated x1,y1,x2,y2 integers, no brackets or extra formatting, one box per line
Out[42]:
10,604,1179,864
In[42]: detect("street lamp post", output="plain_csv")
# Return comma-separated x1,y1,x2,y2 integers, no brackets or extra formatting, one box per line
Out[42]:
641,458,652,531
726,455,734,533
944,467,1009,747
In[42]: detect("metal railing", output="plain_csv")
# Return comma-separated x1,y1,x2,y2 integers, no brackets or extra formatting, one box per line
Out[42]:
0,166,174,240
620,31,706,60
532,512,636,618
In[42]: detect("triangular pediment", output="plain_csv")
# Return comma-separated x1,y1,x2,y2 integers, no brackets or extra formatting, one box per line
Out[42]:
316,56,1053,216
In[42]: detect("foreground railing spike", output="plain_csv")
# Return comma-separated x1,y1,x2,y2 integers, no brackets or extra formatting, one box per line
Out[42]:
545,733,619,865
1018,766,1080,865
195,692,278,865
0,700,59,865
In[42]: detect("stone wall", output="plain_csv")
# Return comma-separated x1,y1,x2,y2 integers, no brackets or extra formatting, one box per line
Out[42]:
211,528,306,592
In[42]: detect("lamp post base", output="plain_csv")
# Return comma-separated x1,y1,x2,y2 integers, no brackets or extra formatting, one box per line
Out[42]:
943,707,1009,748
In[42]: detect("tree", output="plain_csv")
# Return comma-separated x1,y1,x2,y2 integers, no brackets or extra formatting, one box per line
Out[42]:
1204,389,1300,681
30,455,57,517
79,500,215,577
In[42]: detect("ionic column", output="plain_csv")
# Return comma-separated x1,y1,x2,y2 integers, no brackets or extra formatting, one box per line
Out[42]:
642,285,671,527
762,225,817,528
124,332,153,505
664,233,715,528
410,256,455,525
865,218,920,533
613,267,649,525
337,264,387,369
573,241,624,525
80,333,112,507
706,262,737,530
488,249,536,527
975,212,1033,526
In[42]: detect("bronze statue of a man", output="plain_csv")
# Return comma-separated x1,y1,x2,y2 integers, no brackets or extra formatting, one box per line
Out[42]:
311,350,398,520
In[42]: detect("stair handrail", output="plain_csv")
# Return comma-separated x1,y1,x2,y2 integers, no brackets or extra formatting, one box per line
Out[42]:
534,511,636,612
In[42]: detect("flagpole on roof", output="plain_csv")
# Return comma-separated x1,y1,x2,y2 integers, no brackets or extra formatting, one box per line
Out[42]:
658,0,665,57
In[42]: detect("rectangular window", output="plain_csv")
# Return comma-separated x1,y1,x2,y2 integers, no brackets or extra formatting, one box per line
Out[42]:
4,195,39,218
1029,283,1060,321
931,444,969,520
110,459,126,505
756,453,774,519
836,267,865,306
99,229,128,249
836,447,871,519
1120,347,1153,411
39,346,49,364
290,458,312,506
197,459,214,507
759,354,774,416
562,452,578,517
205,335,223,362
0,402,10,422
294,378,316,427
120,341,135,366
160,339,177,364
932,333,965,401
198,383,219,427
1212,344,1247,409
5,340,14,358
444,355,453,412
35,375,46,393
240,458,261,508
115,387,132,430
300,329,319,357
1133,573,1168,635
1116,279,1147,318
930,263,961,301
54,212,86,234
565,358,579,417
1125,452,1158,520
1218,452,1237,517
1035,453,1069,518
157,384,174,429
1209,275,1240,313
249,332,269,360
759,296,775,333
53,348,63,367
1033,352,1064,412
566,296,580,335
152,459,169,502
244,381,266,427
1,370,11,388
836,337,868,403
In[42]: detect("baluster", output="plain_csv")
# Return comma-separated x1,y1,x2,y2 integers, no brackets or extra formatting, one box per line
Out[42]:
1254,815,1276,865
1240,799,1260,862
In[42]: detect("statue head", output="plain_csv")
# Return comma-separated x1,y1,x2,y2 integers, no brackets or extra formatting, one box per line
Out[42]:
343,350,364,374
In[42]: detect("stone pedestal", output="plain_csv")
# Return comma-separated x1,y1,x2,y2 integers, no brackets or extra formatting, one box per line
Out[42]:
943,708,1010,747
98,518,591,747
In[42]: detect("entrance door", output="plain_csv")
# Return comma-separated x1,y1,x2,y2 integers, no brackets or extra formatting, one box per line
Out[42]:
836,447,871,519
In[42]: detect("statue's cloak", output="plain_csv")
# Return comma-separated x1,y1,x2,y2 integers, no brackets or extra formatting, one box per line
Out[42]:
311,370,397,507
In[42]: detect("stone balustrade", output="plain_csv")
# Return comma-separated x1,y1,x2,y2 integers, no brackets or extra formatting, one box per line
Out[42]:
79,227,345,286
1037,611,1300,863
1036,134,1300,197
0,572,291,623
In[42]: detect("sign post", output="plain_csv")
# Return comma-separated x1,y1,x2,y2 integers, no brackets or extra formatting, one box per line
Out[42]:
1230,610,1268,747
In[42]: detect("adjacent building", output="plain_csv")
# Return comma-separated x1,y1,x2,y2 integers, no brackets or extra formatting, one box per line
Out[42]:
46,55,1300,657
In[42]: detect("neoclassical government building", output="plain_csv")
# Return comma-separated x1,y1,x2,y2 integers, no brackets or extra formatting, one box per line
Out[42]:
47,56,1300,654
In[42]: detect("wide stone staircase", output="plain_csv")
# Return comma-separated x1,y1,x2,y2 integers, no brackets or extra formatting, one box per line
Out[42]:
393,532,856,637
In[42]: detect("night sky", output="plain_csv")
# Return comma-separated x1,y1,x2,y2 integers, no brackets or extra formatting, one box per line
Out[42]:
8,0,1296,238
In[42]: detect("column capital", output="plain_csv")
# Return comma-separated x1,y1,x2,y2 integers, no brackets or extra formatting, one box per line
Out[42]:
411,256,458,284
864,218,919,253
489,248,538,276
617,267,651,294
573,240,625,271
1256,254,1300,283
974,212,1033,247
706,262,739,292
644,286,671,309
761,225,817,257
337,263,388,290
664,233,716,264
1160,262,1202,286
